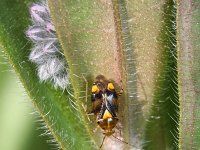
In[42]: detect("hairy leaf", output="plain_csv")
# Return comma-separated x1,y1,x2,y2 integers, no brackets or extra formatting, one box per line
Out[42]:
177,0,200,149
0,0,93,149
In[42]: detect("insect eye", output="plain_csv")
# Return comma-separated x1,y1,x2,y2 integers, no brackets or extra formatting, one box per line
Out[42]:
92,85,99,93
107,83,114,91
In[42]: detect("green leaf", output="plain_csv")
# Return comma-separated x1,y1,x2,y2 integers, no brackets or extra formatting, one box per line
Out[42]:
48,1,129,149
0,1,95,150
0,0,183,149
49,0,179,149
177,0,200,149
0,62,50,150
143,1,179,149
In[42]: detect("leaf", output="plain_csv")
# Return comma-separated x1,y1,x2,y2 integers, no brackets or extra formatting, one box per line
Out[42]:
48,1,126,149
0,0,181,149
0,1,94,150
177,0,200,149
123,0,179,149
49,0,179,149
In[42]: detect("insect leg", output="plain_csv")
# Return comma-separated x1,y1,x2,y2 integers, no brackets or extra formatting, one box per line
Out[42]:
99,135,106,149
72,73,88,103
82,74,88,103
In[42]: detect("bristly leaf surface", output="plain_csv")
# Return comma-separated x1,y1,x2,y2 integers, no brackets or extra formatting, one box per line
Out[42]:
0,0,95,149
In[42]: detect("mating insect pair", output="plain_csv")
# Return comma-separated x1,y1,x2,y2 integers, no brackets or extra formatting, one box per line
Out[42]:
90,75,127,149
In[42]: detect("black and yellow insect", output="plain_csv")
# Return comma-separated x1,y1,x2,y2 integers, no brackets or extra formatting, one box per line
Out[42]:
90,75,125,148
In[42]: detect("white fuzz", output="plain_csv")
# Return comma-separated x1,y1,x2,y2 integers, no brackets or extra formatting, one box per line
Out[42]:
26,0,69,89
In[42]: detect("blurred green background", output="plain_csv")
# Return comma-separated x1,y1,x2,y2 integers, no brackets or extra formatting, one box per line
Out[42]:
0,50,51,150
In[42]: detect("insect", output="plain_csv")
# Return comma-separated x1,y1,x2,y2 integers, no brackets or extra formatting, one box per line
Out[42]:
90,75,126,148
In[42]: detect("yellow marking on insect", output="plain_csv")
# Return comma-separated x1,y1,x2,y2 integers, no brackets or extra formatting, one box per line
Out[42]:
92,85,99,93
107,83,114,91
103,109,112,119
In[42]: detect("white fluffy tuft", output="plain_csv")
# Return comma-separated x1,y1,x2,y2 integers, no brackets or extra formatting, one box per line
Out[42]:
26,0,69,90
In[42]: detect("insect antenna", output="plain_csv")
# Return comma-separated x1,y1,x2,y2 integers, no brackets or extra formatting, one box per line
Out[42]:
112,135,128,145
99,135,106,149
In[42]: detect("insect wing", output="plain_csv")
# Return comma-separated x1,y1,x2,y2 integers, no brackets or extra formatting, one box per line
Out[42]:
91,98,103,114
106,90,118,112
98,97,117,119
